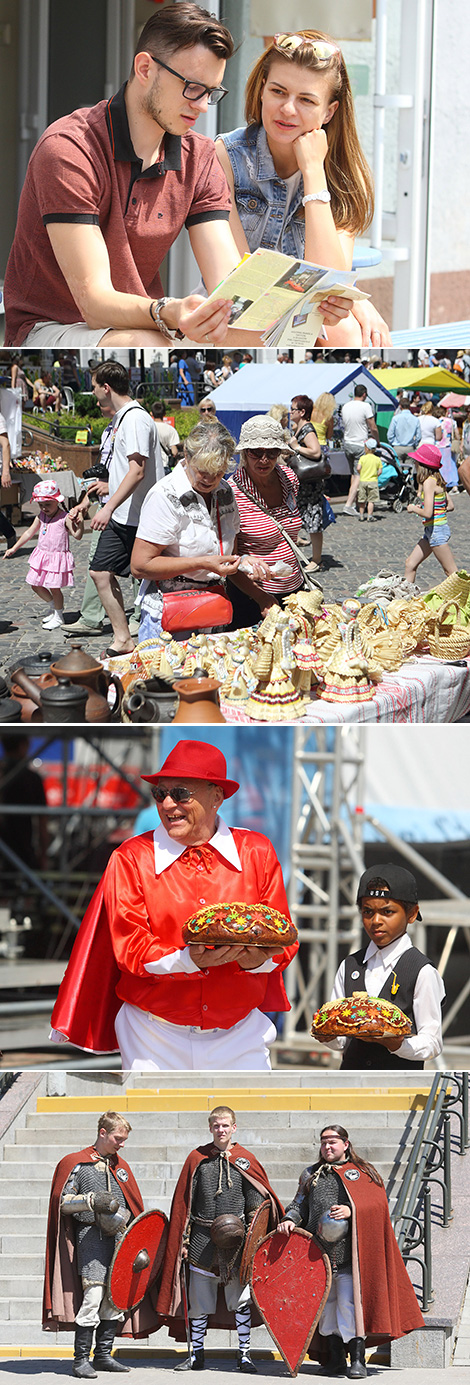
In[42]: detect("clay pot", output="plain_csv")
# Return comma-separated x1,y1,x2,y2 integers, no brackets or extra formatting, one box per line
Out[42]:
0,676,22,722
123,675,179,724
172,676,226,723
10,651,57,722
8,670,89,723
50,643,123,723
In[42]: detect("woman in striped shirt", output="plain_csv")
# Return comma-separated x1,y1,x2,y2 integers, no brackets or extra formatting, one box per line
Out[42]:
405,443,457,584
227,415,306,628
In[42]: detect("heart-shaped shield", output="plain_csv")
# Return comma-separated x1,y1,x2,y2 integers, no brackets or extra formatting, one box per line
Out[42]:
250,1228,331,1377
109,1208,168,1312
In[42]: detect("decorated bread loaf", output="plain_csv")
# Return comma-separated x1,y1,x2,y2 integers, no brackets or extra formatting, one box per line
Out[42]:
311,991,412,1039
182,901,297,946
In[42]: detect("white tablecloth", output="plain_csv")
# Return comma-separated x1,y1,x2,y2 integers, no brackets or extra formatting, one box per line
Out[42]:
10,468,82,505
221,656,470,724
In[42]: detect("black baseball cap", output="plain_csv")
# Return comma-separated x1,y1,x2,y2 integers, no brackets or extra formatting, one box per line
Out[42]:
357,863,422,921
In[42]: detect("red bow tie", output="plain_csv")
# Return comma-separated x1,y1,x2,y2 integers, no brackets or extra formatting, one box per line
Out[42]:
180,844,215,873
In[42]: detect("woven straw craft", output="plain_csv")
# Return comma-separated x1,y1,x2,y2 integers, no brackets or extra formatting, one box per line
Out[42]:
423,569,470,612
426,600,470,660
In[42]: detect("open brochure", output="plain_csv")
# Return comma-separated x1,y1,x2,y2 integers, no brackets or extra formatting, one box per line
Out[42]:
206,247,370,347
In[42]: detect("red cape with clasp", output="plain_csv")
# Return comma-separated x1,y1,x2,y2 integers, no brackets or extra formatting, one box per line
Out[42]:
155,1140,284,1340
50,830,297,1054
42,1145,158,1336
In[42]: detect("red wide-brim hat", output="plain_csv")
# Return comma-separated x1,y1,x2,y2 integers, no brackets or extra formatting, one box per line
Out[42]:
141,740,239,799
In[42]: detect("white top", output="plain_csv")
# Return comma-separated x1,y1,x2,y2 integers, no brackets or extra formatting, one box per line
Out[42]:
155,419,180,457
341,399,374,445
0,411,8,437
328,932,445,1061
108,402,163,525
136,460,240,582
144,818,276,978
418,415,440,444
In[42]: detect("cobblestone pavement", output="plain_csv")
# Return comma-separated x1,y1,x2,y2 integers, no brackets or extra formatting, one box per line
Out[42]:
0,492,468,677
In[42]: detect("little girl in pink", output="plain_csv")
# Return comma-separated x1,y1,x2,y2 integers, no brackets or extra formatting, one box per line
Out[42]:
3,478,83,628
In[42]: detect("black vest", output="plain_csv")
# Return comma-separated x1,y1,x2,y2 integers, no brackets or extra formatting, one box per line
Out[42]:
340,944,433,1071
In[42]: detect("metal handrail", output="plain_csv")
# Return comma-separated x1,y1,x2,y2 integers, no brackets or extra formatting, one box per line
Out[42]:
391,1072,468,1308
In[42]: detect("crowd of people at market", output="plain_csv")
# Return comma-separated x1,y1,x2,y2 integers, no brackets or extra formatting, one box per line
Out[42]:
1,351,469,654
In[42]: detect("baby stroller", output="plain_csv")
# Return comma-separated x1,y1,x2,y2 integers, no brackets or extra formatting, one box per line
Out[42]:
376,443,417,512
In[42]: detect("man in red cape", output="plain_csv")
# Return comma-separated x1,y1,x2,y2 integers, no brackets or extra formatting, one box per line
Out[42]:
50,740,298,1071
279,1124,424,1378
43,1110,159,1376
156,1104,284,1372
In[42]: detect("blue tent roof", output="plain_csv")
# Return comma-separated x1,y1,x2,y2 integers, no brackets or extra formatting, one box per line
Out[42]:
210,362,397,412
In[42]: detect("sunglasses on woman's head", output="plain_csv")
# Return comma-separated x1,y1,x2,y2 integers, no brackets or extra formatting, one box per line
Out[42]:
274,33,341,62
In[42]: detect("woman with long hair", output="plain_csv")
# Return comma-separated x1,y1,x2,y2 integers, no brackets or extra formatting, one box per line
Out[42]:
216,30,390,347
278,1123,423,1378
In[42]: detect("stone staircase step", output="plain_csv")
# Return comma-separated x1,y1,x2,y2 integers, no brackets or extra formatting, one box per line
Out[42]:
0,1254,45,1275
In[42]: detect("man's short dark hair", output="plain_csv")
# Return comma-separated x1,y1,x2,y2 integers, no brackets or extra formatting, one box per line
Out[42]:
132,2,234,73
291,394,313,421
354,384,367,398
150,400,166,420
93,361,130,395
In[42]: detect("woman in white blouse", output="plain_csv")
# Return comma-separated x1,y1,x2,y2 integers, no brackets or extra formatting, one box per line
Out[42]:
418,401,442,446
131,421,267,640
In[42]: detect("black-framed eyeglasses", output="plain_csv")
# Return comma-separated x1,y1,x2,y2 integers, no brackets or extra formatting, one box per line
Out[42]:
150,55,227,105
152,785,194,804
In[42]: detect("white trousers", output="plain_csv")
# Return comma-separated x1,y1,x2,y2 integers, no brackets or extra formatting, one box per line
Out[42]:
318,1272,356,1343
189,1268,251,1316
75,1284,124,1328
114,1004,276,1071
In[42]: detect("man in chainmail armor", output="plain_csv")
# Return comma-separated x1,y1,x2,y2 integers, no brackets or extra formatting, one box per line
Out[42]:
158,1105,283,1374
43,1111,144,1379
280,1126,366,1379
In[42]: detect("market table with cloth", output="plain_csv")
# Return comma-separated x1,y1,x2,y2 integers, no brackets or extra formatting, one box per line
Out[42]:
221,656,470,724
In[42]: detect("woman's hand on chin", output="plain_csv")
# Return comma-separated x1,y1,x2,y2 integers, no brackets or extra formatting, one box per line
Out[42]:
292,127,328,178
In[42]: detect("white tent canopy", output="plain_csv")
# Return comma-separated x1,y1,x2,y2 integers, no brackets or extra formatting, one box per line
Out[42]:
210,363,397,412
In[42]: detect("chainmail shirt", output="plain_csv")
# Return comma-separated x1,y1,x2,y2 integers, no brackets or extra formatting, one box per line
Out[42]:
61,1158,127,1285
285,1164,352,1271
188,1152,264,1273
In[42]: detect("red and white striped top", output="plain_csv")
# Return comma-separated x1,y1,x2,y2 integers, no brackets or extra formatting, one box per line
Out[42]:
229,463,303,593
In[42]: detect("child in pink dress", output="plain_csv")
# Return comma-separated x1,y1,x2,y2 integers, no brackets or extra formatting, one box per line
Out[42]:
3,478,83,628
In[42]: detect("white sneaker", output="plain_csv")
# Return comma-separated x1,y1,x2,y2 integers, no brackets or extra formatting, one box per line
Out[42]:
343,505,358,516
42,610,64,629
41,606,55,624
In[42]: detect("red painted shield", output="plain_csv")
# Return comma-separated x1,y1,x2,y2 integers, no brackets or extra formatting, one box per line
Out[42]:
108,1208,168,1311
250,1228,331,1377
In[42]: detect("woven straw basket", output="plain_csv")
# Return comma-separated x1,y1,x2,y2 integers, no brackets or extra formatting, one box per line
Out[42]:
427,601,470,660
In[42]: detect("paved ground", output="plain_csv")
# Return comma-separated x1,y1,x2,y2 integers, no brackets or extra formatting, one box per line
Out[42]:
0,492,468,678
0,1362,468,1383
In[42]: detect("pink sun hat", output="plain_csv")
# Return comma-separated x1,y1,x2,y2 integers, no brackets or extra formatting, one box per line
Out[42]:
31,479,65,504
406,443,442,470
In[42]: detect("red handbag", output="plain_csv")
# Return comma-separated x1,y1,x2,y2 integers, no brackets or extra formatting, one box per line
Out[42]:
161,585,232,632
161,495,233,632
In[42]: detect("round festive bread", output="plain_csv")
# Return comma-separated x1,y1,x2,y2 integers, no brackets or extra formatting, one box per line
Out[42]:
182,901,297,946
310,991,412,1039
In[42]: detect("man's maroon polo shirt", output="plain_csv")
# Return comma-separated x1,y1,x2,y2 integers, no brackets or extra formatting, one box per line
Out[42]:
4,84,231,346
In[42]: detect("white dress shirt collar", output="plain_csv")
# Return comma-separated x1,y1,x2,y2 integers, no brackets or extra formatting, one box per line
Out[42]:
152,815,242,876
363,931,412,970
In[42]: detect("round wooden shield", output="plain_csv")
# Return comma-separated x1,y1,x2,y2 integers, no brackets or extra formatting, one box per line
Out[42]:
239,1200,271,1287
250,1227,331,1377
108,1208,168,1312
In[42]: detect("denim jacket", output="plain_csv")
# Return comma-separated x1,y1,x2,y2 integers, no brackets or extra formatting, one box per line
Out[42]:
219,123,306,258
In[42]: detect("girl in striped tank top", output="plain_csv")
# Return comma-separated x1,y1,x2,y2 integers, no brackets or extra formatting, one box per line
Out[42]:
405,443,457,584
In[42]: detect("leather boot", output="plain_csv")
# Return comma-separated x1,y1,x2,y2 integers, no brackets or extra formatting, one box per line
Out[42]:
93,1322,130,1373
174,1351,205,1372
73,1327,97,1379
348,1338,367,1378
237,1349,258,1373
325,1335,347,1375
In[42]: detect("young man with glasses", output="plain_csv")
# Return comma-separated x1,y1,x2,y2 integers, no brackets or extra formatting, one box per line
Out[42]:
50,741,297,1072
4,4,245,351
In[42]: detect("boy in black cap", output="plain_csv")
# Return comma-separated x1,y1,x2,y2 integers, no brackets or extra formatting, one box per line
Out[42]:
318,864,445,1070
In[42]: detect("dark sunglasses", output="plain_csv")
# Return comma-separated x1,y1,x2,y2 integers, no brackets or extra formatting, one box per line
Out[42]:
150,55,227,105
152,785,194,804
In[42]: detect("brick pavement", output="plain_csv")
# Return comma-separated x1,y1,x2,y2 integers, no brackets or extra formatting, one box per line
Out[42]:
0,493,468,677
